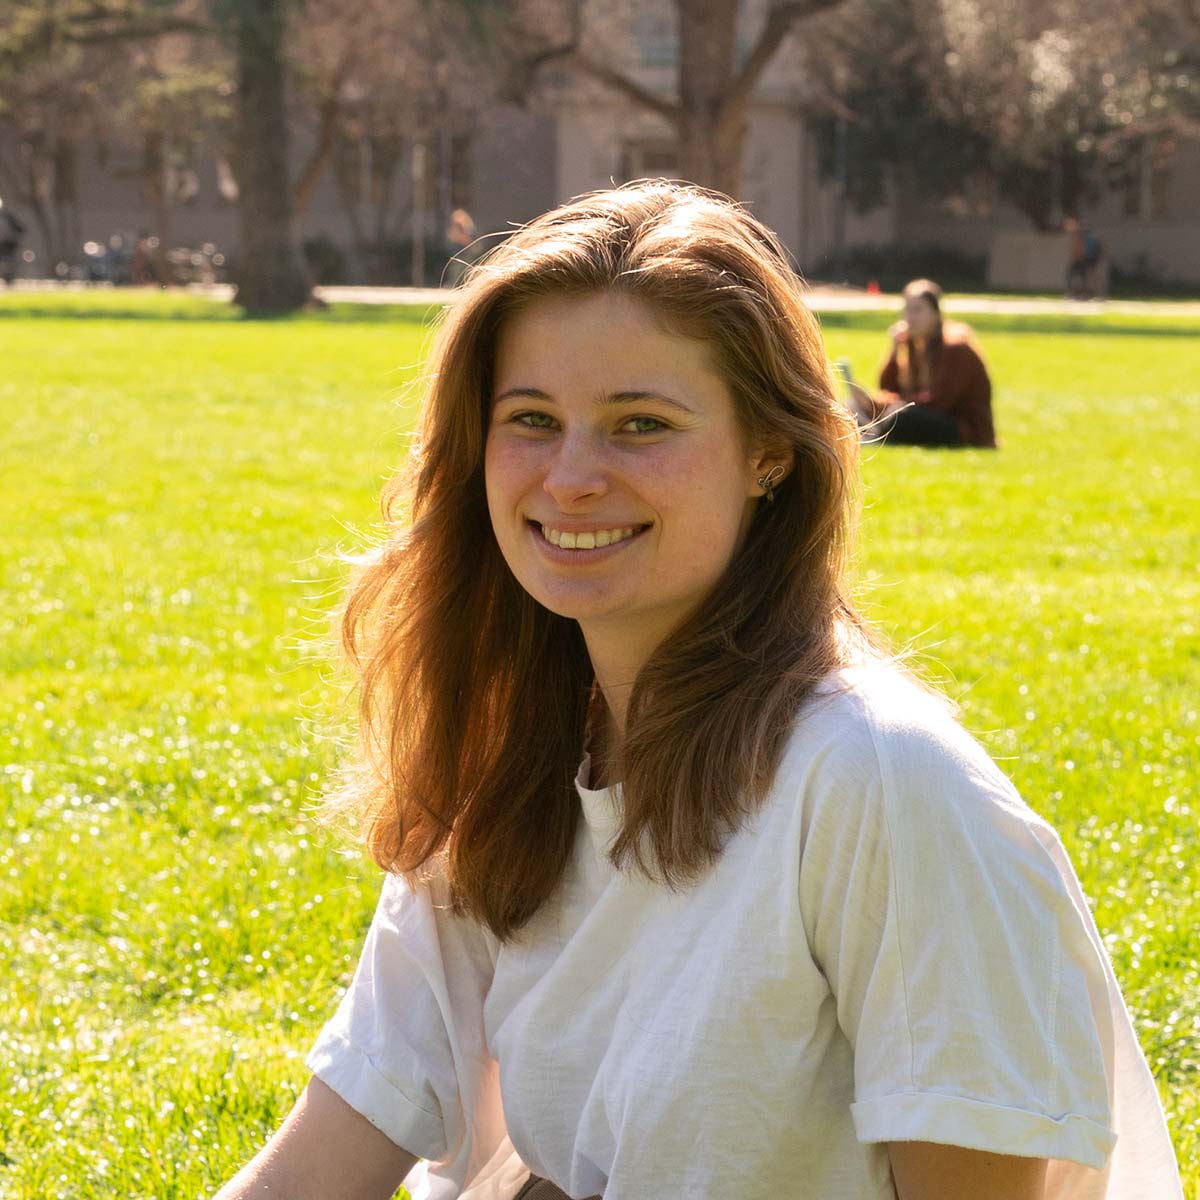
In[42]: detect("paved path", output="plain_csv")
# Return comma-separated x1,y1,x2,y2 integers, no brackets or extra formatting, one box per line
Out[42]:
7,278,1200,317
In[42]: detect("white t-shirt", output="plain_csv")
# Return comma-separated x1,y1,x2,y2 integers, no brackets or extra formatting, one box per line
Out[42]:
306,663,1182,1199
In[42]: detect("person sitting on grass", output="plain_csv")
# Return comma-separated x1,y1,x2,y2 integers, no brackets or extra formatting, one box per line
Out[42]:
214,183,1180,1200
846,278,997,448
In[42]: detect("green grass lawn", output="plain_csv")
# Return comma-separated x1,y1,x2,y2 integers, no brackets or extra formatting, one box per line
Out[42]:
2,292,1196,1196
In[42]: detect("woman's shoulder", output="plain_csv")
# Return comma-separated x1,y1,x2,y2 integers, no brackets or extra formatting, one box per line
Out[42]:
941,320,986,357
941,319,974,341
798,659,968,757
780,660,1031,831
373,861,503,964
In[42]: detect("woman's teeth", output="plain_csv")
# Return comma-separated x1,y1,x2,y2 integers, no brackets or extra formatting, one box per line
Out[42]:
541,525,638,549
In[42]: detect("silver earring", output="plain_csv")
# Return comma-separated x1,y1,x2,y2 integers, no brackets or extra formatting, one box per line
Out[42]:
757,464,785,502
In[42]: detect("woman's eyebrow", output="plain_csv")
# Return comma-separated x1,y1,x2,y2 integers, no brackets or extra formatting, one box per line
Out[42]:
492,386,695,415
493,386,552,404
603,390,696,414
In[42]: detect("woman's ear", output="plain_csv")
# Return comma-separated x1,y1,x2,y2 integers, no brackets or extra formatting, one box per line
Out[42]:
749,441,796,499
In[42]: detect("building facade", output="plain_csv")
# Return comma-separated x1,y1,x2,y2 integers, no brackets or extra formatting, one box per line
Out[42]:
3,6,1198,290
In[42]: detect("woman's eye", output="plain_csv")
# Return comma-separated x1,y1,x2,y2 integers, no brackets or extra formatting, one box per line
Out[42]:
622,416,667,435
515,411,555,429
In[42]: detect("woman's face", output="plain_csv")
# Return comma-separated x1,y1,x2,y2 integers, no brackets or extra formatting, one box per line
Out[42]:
903,293,940,340
485,291,771,654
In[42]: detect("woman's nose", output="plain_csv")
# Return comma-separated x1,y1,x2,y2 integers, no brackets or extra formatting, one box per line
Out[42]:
542,432,609,507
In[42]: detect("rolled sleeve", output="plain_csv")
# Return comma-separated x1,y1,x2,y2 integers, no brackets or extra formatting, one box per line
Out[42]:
801,679,1119,1171
851,1090,1115,1169
304,870,504,1181
307,1026,447,1160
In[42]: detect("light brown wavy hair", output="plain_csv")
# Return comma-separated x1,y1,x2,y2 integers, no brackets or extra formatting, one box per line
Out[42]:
331,181,871,940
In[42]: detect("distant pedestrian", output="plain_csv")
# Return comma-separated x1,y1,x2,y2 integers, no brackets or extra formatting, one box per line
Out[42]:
1065,215,1105,299
444,208,479,287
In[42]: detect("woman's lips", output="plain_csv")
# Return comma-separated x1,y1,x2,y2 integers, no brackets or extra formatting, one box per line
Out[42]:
528,520,650,555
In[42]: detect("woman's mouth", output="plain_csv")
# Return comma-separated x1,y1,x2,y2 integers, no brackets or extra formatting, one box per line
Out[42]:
532,522,649,550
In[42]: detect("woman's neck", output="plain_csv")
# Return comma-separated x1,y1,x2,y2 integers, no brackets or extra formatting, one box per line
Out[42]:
580,620,666,748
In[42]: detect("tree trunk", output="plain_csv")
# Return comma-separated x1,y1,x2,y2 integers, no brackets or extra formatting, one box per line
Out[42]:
14,131,77,273
142,131,172,283
676,0,742,195
232,0,309,313
52,136,81,269
544,1,841,200
17,144,57,274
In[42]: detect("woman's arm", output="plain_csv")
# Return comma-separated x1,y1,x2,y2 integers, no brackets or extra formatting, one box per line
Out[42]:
889,1141,1047,1199
214,1076,418,1200
924,334,996,446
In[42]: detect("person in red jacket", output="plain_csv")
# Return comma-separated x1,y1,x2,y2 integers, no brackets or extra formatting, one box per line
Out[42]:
846,279,997,448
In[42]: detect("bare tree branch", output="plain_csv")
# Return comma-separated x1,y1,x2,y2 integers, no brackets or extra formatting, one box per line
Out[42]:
803,77,856,121
725,0,844,113
502,34,580,102
568,49,679,120
496,0,584,104
507,0,675,119
293,53,353,218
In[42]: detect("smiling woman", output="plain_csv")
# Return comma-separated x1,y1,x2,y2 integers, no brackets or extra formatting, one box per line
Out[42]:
214,183,1182,1200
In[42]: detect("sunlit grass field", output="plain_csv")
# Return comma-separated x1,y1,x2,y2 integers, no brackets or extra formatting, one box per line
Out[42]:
2,291,1197,1196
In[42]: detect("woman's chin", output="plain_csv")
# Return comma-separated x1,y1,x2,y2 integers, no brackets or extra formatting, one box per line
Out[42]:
529,589,627,625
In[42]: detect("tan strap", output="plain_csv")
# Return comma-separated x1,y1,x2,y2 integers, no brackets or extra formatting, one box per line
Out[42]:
513,1175,601,1200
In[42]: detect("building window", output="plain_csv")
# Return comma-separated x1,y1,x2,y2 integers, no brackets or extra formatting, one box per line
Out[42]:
619,139,678,182
634,12,678,68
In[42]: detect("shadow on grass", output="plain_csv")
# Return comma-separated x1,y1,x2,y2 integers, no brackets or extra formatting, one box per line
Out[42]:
817,311,1200,337
0,297,446,326
5,293,1200,338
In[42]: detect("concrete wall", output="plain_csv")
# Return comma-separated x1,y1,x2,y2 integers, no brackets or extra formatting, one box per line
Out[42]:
986,232,1072,290
548,97,879,279
1,108,557,279
1101,225,1200,283
1090,141,1200,281
904,210,1200,288
471,106,558,237
743,104,804,260
0,131,243,270
554,104,629,201
6,92,1198,287
893,139,1200,286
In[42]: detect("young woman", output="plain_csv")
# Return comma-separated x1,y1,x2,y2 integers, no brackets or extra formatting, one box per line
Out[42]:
216,184,1180,1199
846,279,997,448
